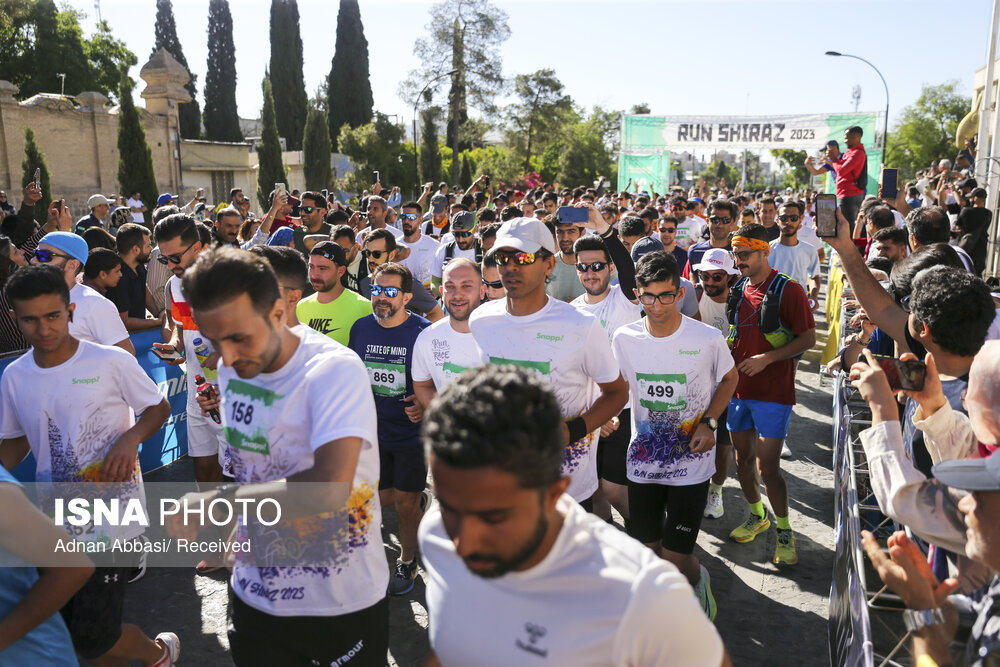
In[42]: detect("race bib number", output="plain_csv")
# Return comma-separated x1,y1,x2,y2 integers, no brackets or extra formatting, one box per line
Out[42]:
489,356,551,376
636,372,688,412
224,378,280,455
366,361,406,397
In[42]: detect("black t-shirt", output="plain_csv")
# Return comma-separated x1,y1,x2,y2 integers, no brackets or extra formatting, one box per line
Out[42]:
293,222,331,255
109,261,147,319
957,206,991,273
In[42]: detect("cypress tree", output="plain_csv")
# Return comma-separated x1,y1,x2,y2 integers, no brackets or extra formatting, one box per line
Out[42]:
203,0,242,142
302,105,331,190
419,106,441,185
257,76,287,209
116,75,159,226
153,0,201,139
269,0,307,151
326,0,373,152
20,128,52,226
459,153,472,190
445,18,469,165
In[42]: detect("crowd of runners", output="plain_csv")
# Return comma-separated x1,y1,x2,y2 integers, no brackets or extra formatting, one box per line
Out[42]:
0,123,999,666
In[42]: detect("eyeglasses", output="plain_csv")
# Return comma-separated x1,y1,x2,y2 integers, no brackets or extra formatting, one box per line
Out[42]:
453,231,474,239
658,227,677,234
156,239,197,265
731,249,762,261
400,213,419,221
370,285,401,298
900,294,912,313
33,249,71,264
701,272,729,283
362,249,387,260
637,291,679,306
575,261,608,273
708,216,732,224
300,206,323,214
493,250,545,266
778,214,801,222
482,278,503,289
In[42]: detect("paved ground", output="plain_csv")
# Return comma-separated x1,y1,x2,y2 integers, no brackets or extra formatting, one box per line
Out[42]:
120,305,838,667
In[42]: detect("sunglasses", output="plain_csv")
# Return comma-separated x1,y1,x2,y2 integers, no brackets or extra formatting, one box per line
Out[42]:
33,249,71,264
300,206,323,214
370,285,401,298
778,214,800,222
400,213,420,221
482,278,503,289
494,250,544,266
156,237,197,265
453,231,474,239
708,216,732,224
575,261,608,273
362,249,388,259
637,291,679,306
701,272,729,283
658,227,677,234
731,249,762,261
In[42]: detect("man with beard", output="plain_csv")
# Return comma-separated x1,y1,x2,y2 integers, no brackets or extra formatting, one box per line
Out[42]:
431,211,480,297
397,201,440,290
419,365,729,666
683,199,738,282
546,216,587,303
213,207,242,248
348,263,431,596
292,191,330,255
296,241,372,346
355,195,403,244
109,223,162,332
360,229,444,321
768,201,821,304
412,258,485,409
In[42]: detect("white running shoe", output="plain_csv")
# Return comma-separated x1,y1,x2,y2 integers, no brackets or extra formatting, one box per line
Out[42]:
154,632,180,666
704,489,724,519
780,442,792,459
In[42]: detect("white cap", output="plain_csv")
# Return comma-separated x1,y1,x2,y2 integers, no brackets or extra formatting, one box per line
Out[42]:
491,217,557,255
693,247,740,275
87,194,112,209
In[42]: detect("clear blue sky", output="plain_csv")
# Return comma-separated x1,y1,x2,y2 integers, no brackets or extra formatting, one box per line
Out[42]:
71,0,991,133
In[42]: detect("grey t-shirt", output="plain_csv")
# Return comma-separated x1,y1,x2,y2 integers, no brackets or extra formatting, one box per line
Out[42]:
546,254,586,303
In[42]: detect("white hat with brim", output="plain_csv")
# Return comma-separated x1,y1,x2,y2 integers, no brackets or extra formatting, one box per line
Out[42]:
87,194,112,209
693,247,740,275
490,217,557,255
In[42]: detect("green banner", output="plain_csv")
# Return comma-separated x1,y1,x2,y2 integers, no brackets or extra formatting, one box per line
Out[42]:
617,152,671,193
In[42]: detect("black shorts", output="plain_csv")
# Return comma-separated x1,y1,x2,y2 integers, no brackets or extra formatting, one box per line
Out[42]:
596,409,631,485
716,407,731,447
378,445,427,493
228,590,388,667
627,480,710,555
60,561,132,659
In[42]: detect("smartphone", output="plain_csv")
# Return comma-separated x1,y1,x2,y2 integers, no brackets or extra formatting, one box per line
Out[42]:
484,175,491,188
860,355,927,392
274,182,286,199
32,167,40,187
815,193,837,237
373,170,380,183
322,188,329,201
880,168,899,200
152,347,184,362
558,206,590,224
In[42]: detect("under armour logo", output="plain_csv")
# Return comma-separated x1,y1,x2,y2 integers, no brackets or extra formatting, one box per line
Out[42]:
104,573,119,584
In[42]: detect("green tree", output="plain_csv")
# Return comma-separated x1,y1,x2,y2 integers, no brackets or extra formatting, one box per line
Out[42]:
116,75,159,226
86,21,137,102
20,128,52,226
203,0,242,142
337,113,409,193
887,81,970,177
269,0,307,151
153,0,200,138
769,149,810,189
419,104,442,185
557,110,616,188
507,69,574,172
459,153,472,189
303,105,332,191
257,76,287,209
697,159,740,191
327,0,373,152
630,103,651,115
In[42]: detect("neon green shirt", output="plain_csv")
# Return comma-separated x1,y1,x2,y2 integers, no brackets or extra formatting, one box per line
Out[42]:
296,288,373,346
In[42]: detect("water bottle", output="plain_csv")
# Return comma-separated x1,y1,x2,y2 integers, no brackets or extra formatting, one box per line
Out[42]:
192,337,218,382
194,374,221,424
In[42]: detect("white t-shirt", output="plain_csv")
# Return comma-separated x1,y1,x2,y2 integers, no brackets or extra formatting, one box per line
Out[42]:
421,494,724,666
355,224,404,244
469,298,621,501
126,197,145,223
0,340,162,542
698,292,729,336
676,216,706,249
986,307,1000,342
220,329,388,617
399,234,440,288
432,241,478,280
612,317,734,486
412,318,483,391
768,240,820,290
69,283,129,347
571,288,641,342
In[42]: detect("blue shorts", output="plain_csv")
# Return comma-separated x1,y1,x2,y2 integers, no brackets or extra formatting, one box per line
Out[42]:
726,398,793,440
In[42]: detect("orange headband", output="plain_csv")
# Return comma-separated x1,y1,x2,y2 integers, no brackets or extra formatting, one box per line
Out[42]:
731,236,770,251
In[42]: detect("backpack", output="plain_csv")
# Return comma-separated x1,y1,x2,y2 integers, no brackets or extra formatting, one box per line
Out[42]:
443,239,483,267
725,272,794,350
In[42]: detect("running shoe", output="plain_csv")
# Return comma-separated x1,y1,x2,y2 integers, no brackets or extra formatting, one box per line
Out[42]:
704,489,724,519
729,512,771,543
694,565,717,622
773,528,798,565
780,442,792,459
388,558,418,596
153,632,180,666
419,488,432,513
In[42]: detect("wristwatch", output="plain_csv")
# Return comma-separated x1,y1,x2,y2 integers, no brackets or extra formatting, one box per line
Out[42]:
903,607,946,632
699,416,719,431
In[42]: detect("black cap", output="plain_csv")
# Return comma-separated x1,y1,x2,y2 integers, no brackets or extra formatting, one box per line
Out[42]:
310,241,346,266
932,452,1000,492
451,210,477,232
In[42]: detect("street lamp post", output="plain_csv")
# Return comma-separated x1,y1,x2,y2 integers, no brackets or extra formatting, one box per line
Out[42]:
412,69,459,199
825,51,889,156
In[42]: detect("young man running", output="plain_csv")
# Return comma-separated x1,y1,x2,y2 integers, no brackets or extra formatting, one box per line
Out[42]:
296,241,373,346
179,247,389,666
768,201,821,304
469,218,629,511
0,265,177,666
726,223,816,565
612,252,738,621
397,200,440,290
419,365,729,665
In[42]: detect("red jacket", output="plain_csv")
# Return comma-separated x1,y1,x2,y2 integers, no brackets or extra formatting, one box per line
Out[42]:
835,144,867,198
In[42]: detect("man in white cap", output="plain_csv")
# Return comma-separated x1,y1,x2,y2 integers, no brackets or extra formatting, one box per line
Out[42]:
29,231,133,354
76,194,111,234
468,217,629,512
692,247,741,520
